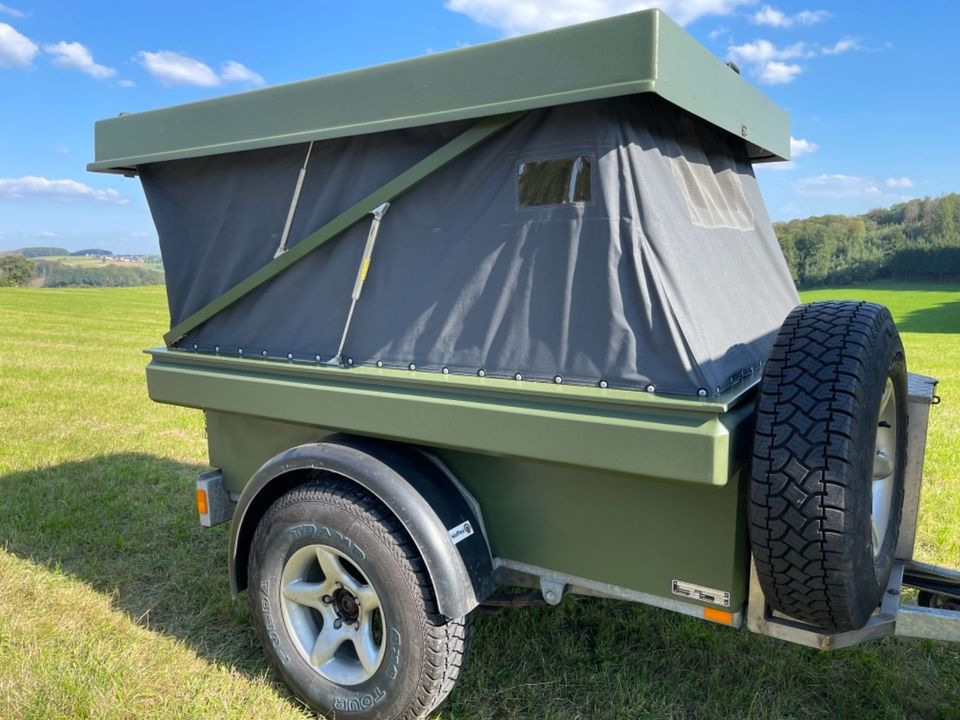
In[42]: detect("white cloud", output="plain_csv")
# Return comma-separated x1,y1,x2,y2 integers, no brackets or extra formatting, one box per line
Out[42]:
54,144,70,155
728,35,860,85
220,60,264,86
138,50,221,86
0,22,37,67
758,60,801,84
138,50,264,87
728,39,810,65
755,160,796,171
728,39,814,84
708,24,729,39
750,5,789,27
822,37,859,55
790,136,819,156
0,176,128,204
794,174,883,199
43,41,116,80
0,3,25,18
885,177,914,189
750,5,828,27
118,78,135,88
445,0,755,35
795,9,829,25
37,230,58,237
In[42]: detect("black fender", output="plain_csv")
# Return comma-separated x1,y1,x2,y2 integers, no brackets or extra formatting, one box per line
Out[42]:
228,435,494,619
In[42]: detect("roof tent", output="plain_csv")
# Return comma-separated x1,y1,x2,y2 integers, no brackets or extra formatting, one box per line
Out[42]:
90,10,799,397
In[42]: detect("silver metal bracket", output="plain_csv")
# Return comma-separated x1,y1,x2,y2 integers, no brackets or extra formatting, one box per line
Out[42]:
539,577,568,606
746,559,902,650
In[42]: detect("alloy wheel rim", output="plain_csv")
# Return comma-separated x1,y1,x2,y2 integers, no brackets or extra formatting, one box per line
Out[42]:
871,377,898,559
279,543,386,685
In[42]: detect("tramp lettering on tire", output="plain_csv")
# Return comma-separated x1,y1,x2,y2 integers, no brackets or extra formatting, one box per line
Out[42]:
750,301,907,631
247,478,472,720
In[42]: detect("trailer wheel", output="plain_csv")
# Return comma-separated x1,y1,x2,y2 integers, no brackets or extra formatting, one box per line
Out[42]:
750,301,907,631
247,478,472,719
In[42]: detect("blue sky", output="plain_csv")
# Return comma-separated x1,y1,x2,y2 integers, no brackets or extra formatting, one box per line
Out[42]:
1,0,956,254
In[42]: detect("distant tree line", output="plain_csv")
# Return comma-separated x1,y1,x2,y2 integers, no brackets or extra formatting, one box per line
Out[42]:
34,261,164,288
0,255,37,286
16,246,69,258
775,193,960,287
70,248,113,256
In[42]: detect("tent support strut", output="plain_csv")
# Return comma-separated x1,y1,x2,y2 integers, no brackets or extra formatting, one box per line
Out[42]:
163,111,526,347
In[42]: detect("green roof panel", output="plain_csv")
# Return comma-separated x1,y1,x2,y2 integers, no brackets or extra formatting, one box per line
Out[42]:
89,10,789,174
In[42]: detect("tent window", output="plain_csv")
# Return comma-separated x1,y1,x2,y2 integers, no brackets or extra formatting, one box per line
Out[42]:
517,155,592,208
669,121,755,231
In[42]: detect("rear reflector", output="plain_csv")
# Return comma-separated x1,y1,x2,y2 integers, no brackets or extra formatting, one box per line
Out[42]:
196,488,209,515
703,607,735,625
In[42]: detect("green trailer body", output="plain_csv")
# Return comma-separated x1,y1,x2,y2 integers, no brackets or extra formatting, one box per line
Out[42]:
146,347,754,615
90,10,958,719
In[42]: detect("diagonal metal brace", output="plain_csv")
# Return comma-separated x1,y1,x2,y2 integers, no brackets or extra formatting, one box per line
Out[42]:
164,111,526,346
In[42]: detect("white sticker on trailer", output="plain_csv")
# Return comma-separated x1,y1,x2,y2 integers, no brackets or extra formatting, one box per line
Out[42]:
447,521,474,545
672,579,730,607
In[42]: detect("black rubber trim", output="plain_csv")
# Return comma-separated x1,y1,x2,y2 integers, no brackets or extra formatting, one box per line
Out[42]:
228,436,494,619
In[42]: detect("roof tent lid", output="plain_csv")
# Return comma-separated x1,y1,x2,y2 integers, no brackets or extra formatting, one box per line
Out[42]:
89,10,790,174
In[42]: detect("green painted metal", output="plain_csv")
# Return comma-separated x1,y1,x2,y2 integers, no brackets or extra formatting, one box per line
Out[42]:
163,112,524,345
146,348,756,485
440,452,750,610
88,10,788,175
203,409,751,611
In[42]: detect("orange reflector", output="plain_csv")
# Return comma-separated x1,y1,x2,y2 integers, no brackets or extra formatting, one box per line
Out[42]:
703,607,734,625
196,488,209,515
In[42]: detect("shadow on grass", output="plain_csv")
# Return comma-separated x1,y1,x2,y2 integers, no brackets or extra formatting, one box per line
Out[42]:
0,454,276,681
1,454,958,719
898,299,960,334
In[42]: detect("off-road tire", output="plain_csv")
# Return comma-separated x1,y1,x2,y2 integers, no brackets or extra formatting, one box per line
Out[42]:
248,478,472,720
750,301,907,630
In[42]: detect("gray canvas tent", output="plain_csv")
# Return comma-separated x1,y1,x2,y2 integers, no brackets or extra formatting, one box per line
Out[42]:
94,10,799,397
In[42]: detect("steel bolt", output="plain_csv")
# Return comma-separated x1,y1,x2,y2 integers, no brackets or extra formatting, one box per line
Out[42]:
346,357,354,366
554,375,563,385
599,380,608,389
544,590,557,602
238,348,243,356
408,363,416,371
334,618,343,629
442,367,450,374
261,350,268,357
697,388,707,397
514,373,523,381
214,346,220,353
646,384,656,393
478,369,486,377
287,353,294,360
376,360,383,368
322,594,333,604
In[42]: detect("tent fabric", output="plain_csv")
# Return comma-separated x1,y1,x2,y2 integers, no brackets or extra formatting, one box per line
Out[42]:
140,95,799,397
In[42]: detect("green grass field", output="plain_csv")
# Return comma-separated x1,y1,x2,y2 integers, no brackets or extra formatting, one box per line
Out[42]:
0,283,957,719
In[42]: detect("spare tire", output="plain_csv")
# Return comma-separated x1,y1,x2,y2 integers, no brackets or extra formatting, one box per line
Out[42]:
749,301,907,631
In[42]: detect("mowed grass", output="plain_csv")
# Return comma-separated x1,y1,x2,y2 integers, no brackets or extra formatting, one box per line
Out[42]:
0,283,958,720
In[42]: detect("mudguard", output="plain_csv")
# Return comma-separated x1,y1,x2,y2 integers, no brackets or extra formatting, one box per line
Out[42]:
228,435,494,619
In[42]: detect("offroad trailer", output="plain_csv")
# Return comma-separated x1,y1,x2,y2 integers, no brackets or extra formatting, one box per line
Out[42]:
90,10,959,718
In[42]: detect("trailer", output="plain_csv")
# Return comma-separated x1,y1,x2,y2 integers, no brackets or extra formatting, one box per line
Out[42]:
89,10,959,719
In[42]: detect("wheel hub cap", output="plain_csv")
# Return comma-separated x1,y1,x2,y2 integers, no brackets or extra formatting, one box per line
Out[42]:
279,544,386,685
